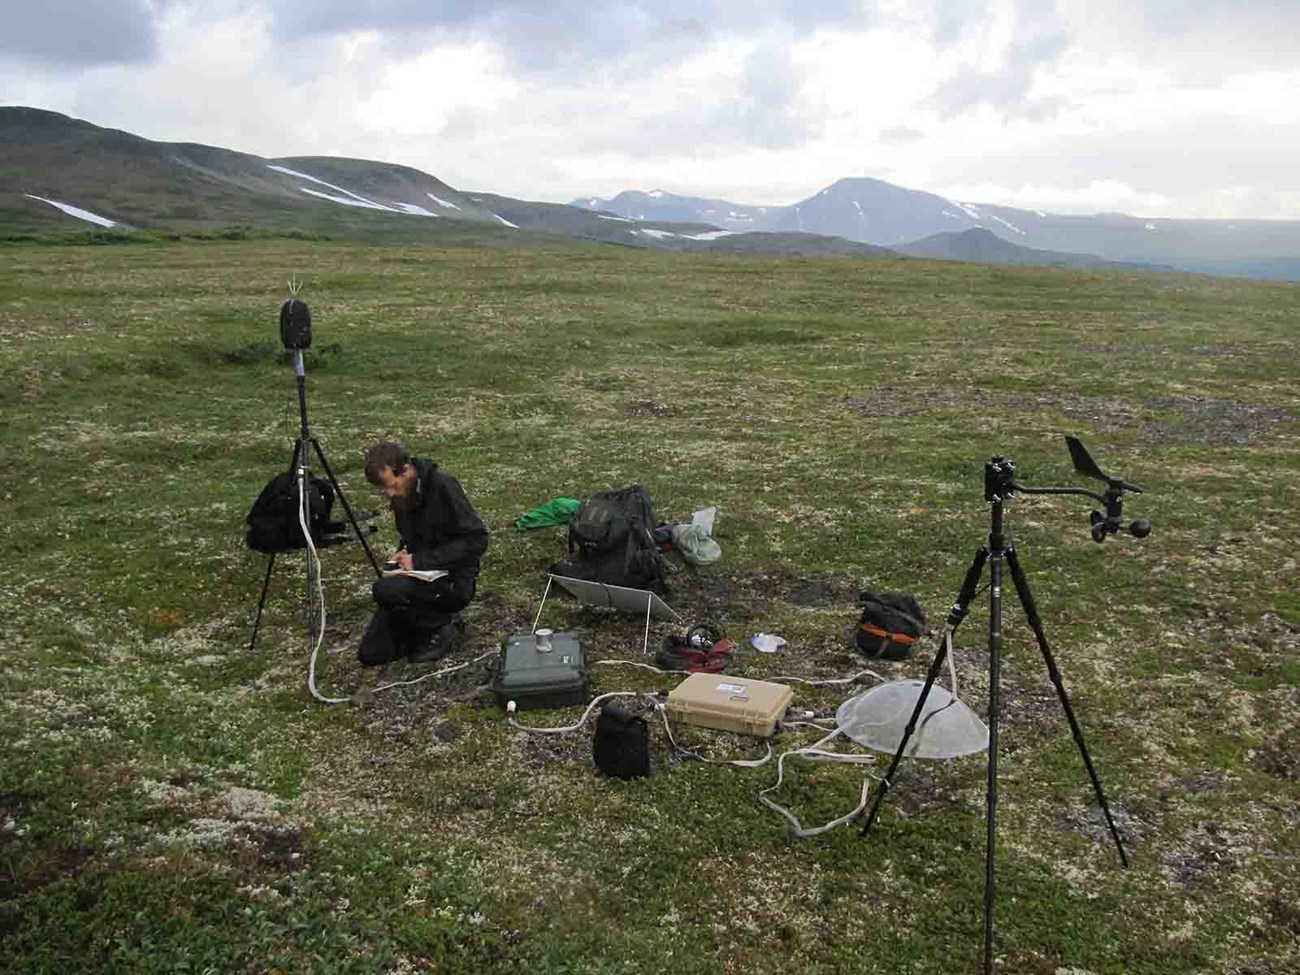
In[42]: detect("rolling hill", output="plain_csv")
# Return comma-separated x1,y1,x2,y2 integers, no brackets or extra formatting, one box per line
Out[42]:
576,178,1300,279
894,227,1153,270
5,106,1293,279
0,107,725,249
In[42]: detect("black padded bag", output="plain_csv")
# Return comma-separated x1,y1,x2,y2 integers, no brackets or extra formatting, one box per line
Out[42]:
245,470,335,554
854,589,926,661
592,704,650,780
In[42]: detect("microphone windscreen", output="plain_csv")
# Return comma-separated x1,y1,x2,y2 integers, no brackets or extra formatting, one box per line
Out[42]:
279,298,313,350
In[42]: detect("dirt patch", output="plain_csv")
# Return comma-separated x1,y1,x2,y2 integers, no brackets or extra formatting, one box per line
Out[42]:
623,399,678,418
1159,820,1242,886
1269,891,1300,935
844,386,998,419
167,767,207,788
844,387,1295,447
673,568,860,618
1139,395,1295,447
0,838,96,901
509,731,588,771
890,767,976,819
1257,730,1298,780
231,823,308,874
0,791,37,826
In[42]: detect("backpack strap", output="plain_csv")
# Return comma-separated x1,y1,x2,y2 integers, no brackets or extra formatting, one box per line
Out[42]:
857,621,918,651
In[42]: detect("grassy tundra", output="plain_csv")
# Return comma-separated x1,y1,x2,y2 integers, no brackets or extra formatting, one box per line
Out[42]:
1,238,1297,974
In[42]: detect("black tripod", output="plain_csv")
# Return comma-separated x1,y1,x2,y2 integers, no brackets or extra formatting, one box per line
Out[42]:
859,438,1150,975
248,303,381,652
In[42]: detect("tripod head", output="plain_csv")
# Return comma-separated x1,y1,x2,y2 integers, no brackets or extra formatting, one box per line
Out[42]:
987,437,1152,543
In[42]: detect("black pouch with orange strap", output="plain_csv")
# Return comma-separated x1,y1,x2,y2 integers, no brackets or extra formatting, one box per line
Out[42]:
854,590,926,661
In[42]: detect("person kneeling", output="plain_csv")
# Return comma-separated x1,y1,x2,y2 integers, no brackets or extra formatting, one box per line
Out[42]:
359,440,489,666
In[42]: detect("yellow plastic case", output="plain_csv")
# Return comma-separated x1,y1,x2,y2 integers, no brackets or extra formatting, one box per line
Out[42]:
665,673,793,737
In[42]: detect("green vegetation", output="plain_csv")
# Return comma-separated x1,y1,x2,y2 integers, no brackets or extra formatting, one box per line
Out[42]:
1,239,1297,974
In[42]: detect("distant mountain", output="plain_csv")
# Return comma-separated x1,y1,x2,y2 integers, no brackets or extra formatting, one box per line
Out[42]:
6,107,1297,280
576,178,1300,279
0,107,736,250
895,227,1144,269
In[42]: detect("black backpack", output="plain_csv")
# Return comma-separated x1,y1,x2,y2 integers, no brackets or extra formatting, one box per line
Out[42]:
560,485,666,592
854,589,926,660
245,470,336,554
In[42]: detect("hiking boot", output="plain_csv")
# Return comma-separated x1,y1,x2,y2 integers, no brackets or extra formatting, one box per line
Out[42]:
407,615,464,664
358,611,405,667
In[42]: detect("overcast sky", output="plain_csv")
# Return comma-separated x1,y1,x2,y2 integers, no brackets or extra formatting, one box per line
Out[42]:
3,0,1298,218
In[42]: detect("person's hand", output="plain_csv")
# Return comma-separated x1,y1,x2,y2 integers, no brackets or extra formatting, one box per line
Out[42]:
394,551,414,571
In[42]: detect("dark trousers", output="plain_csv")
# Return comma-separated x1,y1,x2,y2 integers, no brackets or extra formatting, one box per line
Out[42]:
358,573,475,665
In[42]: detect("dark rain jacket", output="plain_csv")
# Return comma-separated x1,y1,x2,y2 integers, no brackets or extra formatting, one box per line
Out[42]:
394,458,489,578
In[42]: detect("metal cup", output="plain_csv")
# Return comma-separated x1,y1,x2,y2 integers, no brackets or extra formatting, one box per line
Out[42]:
535,628,553,652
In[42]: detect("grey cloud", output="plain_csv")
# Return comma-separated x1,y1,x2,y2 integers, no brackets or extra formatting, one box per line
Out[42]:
880,125,924,143
729,43,818,149
1121,0,1300,36
1083,0,1300,77
929,0,989,46
930,19,1071,118
263,0,874,74
0,0,161,66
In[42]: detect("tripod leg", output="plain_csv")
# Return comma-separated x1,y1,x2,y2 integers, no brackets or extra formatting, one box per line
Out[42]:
249,554,276,652
311,438,382,576
984,547,1005,975
1005,547,1129,867
860,547,989,837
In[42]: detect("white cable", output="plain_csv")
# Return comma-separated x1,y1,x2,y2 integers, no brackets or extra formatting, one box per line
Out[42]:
299,468,345,705
768,667,886,687
591,659,684,676
781,719,839,732
944,627,959,698
757,726,880,838
655,705,774,768
505,691,641,734
369,650,498,694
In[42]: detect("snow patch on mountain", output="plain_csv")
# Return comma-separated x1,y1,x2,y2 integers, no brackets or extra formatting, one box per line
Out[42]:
268,165,396,211
426,192,461,211
391,202,439,216
24,194,120,227
687,230,735,240
492,213,518,228
299,186,396,211
946,200,983,221
638,228,676,239
990,215,1025,235
597,214,633,222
